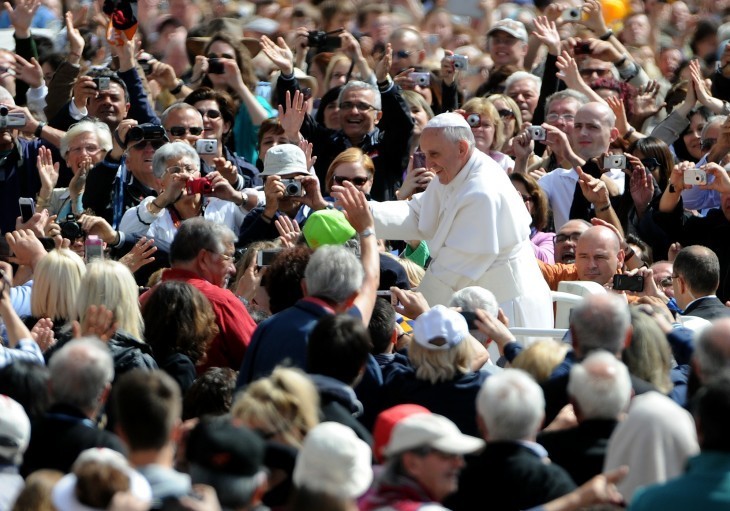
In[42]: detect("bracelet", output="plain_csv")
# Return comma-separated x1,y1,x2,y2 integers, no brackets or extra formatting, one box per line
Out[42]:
261,213,274,223
622,127,636,140
169,80,184,95
598,202,612,212
599,29,614,41
34,122,46,138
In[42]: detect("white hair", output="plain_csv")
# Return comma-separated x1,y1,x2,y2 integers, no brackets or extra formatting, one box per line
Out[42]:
476,369,545,441
449,287,498,316
152,141,200,179
305,246,364,304
568,351,631,419
61,119,113,156
504,71,541,94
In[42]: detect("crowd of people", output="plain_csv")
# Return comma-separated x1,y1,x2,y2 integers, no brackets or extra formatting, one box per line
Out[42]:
3,0,730,508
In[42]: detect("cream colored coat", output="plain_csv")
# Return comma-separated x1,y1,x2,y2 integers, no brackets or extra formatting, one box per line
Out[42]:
371,148,553,328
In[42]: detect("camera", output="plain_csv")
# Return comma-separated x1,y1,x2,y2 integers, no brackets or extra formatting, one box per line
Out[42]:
125,124,169,146
256,248,282,267
465,113,481,128
85,235,104,263
307,29,343,49
574,42,592,55
613,274,644,292
281,178,303,197
603,154,627,169
195,139,218,155
207,58,225,74
409,72,431,87
138,58,153,75
527,126,546,141
186,178,213,195
451,54,469,70
684,167,708,186
562,7,582,20
60,214,84,240
93,77,110,91
0,105,26,128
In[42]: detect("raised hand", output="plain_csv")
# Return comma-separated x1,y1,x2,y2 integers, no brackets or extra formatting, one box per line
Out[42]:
72,304,118,342
533,16,561,56
375,43,393,83
605,95,631,136
37,146,59,196
579,0,609,35
69,156,92,199
274,215,301,248
632,80,666,123
66,11,86,65
3,0,39,38
260,35,294,74
440,50,457,86
298,138,317,170
13,54,43,88
627,155,654,217
277,90,306,141
555,51,582,90
330,180,374,234
118,236,157,273
577,165,610,207
30,317,56,352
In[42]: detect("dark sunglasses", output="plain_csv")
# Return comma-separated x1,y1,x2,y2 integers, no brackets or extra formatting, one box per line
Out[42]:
130,140,166,150
333,175,369,186
169,126,204,137
497,109,515,118
640,157,660,170
394,50,414,59
206,52,235,60
197,109,222,119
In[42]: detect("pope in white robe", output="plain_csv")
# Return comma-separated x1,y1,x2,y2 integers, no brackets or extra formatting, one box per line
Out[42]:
369,113,553,328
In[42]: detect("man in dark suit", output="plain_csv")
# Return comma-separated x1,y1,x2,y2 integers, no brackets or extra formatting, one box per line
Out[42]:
445,369,576,511
538,351,632,484
674,246,730,321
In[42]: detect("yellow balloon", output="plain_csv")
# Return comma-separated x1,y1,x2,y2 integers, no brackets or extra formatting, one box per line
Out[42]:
601,0,628,25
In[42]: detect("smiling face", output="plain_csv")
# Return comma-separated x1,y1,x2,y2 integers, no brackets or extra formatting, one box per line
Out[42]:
571,103,617,161
506,78,538,123
554,219,590,264
330,161,373,194
488,31,526,67
338,87,382,143
164,107,204,146
404,449,465,503
420,128,471,185
194,99,229,142
88,82,129,129
683,112,707,160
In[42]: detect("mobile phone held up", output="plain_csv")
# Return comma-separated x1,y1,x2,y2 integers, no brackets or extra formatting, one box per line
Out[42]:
19,198,35,223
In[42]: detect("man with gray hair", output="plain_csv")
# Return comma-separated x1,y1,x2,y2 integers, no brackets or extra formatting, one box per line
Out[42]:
368,112,553,328
270,43,414,200
505,71,541,123
140,217,257,372
445,369,576,510
538,351,631,484
21,338,124,477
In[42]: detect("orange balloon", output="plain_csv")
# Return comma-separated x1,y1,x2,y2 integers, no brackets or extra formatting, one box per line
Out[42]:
601,0,629,25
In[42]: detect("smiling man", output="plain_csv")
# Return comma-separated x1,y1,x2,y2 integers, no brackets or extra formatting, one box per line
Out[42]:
368,112,553,328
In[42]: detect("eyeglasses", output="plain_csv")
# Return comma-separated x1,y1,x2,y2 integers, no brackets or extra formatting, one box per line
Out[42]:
659,276,673,287
129,140,166,150
339,101,378,112
546,113,576,123
169,126,204,137
68,144,102,155
497,109,515,119
333,175,370,186
554,232,583,243
393,50,414,60
206,248,234,262
206,52,235,60
166,164,197,174
197,109,222,119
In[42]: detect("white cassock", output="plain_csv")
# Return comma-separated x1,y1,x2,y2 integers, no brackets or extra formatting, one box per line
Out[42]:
371,148,553,328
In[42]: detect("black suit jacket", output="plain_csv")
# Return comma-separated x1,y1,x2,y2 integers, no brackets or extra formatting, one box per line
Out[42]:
682,296,730,321
444,441,576,511
537,419,618,485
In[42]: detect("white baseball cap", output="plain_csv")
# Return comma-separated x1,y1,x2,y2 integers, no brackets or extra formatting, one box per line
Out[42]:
413,304,470,351
384,413,485,457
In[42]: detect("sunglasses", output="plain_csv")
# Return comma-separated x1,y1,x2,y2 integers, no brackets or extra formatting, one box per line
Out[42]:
129,140,166,150
394,50,414,59
333,175,369,186
197,109,222,119
169,126,203,137
497,109,515,118
206,52,235,60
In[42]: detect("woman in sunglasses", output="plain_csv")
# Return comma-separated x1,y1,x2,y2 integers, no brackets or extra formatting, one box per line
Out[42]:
324,148,374,198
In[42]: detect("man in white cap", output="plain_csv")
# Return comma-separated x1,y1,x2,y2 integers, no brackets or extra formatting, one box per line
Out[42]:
360,413,484,510
487,19,529,69
362,112,553,328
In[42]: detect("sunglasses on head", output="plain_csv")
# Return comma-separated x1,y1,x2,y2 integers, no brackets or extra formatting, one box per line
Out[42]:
169,126,203,137
197,109,222,119
333,175,369,186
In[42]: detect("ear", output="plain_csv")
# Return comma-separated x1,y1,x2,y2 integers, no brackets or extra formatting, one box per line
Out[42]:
609,126,620,143
374,110,383,125
617,248,625,269
417,49,426,64
623,324,633,349
458,139,470,158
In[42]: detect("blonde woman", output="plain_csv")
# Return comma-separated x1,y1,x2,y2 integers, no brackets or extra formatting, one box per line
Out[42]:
486,94,523,156
324,147,375,197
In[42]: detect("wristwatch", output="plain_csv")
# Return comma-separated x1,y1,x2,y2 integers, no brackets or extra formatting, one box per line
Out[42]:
359,228,375,238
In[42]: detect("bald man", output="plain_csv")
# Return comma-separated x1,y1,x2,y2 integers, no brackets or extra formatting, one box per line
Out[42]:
539,226,625,290
537,102,626,230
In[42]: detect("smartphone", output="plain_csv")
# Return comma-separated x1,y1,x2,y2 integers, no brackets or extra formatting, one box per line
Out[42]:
613,274,644,292
256,248,282,267
85,235,104,263
412,150,427,169
460,310,478,330
19,197,35,223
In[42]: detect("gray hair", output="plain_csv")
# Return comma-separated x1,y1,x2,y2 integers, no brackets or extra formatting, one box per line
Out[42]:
60,119,113,157
702,115,727,142
170,217,236,263
568,351,631,419
545,90,589,117
338,81,382,111
305,246,364,304
152,141,200,179
570,294,631,356
49,338,114,411
160,102,203,126
449,287,498,316
694,318,730,383
504,71,541,94
476,369,545,441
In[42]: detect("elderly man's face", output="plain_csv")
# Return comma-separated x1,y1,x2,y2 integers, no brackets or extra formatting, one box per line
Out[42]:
554,220,590,264
405,449,465,502
546,98,579,135
575,227,623,286
488,31,526,67
506,78,538,123
164,108,204,147
571,103,617,161
338,87,381,142
65,131,107,175
420,128,470,185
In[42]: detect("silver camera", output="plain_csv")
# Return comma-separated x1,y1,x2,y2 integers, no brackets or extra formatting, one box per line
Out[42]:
684,167,707,186
527,126,546,141
195,138,218,155
451,54,469,70
603,154,627,169
281,178,304,197
561,7,581,20
409,72,431,87
0,106,26,128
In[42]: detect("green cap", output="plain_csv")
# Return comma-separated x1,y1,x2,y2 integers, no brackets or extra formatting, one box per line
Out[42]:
303,209,356,249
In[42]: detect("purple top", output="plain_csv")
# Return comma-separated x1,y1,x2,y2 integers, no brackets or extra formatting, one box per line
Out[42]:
530,228,555,264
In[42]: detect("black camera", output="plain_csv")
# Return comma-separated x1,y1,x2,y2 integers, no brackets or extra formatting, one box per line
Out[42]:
307,29,343,48
125,124,169,146
60,214,84,239
207,58,225,74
